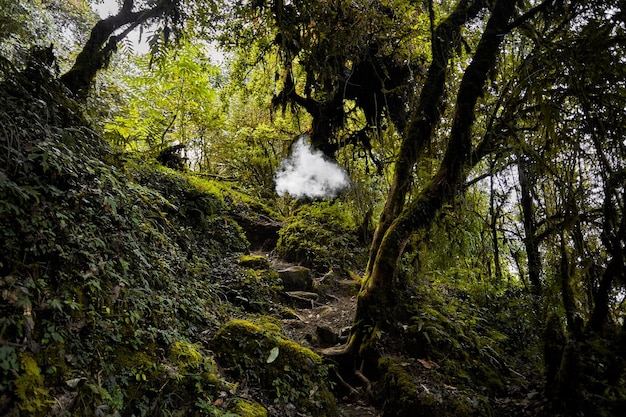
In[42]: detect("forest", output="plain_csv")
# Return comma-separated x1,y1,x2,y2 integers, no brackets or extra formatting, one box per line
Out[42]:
1,0,625,416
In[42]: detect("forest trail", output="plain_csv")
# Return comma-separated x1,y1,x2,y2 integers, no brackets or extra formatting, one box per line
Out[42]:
256,251,546,417
253,252,380,417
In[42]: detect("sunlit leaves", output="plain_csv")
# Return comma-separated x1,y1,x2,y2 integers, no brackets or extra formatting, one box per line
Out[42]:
104,39,224,157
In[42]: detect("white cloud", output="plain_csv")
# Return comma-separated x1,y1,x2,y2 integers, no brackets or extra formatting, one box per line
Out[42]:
275,136,349,199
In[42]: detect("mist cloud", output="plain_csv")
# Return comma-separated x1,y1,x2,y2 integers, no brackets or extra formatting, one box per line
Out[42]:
275,136,349,199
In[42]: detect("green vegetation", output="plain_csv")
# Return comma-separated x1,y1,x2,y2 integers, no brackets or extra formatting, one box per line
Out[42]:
2,1,626,416
276,201,365,273
212,318,336,416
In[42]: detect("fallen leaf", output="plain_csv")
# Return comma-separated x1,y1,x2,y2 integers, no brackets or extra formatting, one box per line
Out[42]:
417,358,439,369
266,346,280,363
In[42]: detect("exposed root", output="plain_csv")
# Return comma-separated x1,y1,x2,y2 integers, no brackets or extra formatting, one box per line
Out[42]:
355,361,373,399
334,368,360,398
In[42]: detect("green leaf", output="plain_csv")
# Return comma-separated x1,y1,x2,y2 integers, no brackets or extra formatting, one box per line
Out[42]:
266,346,279,363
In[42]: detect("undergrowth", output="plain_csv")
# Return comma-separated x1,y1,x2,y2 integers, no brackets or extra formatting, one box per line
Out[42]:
275,200,366,273
0,60,273,416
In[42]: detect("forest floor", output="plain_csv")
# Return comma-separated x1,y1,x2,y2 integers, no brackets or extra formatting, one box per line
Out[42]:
260,252,546,417
259,253,381,416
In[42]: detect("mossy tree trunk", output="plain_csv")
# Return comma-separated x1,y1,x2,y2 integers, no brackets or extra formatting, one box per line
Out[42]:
363,0,487,279
60,0,174,97
352,0,520,357
517,152,543,294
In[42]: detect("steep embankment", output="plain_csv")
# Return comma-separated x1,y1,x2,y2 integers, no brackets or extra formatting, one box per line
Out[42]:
0,63,336,416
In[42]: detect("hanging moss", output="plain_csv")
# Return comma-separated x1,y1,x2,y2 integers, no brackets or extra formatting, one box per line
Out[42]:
211,318,337,417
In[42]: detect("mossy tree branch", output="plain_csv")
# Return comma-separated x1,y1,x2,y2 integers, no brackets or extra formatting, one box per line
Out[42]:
359,0,519,317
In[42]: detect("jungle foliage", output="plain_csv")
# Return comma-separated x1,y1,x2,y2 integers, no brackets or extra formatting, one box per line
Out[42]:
1,0,626,416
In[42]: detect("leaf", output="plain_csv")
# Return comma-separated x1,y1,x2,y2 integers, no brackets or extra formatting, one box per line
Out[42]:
417,358,439,369
65,377,86,389
266,346,279,363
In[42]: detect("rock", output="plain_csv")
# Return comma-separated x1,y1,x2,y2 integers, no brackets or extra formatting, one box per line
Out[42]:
211,319,337,417
239,254,271,269
316,325,339,346
285,291,319,307
231,209,284,251
285,291,319,301
278,266,313,291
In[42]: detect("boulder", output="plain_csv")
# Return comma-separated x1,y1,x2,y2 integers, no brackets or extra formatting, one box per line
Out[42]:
278,266,314,291
211,318,337,417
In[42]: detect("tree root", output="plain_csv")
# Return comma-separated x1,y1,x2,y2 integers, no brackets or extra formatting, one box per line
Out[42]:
355,361,374,399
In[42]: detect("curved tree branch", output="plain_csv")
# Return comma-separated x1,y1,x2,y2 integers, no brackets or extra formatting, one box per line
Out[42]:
60,0,175,97
363,0,518,295
365,0,488,277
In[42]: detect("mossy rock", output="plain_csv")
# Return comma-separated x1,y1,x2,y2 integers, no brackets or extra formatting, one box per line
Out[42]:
275,201,364,272
166,341,235,398
227,398,268,417
211,318,337,417
278,266,313,291
239,254,271,270
14,353,53,416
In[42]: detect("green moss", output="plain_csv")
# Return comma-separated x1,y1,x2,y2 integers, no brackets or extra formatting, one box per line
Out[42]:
475,364,505,393
14,353,52,415
169,341,203,369
211,318,337,417
167,341,234,394
228,398,268,417
188,175,227,206
276,201,364,272
377,356,491,417
378,357,421,416
114,347,155,371
239,254,271,270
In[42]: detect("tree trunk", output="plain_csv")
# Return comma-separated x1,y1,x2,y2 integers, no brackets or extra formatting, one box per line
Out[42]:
364,0,487,278
353,0,518,354
60,0,172,97
489,166,503,282
517,152,543,294
589,255,621,333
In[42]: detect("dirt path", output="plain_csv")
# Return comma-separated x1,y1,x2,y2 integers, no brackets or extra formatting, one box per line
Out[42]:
260,252,381,417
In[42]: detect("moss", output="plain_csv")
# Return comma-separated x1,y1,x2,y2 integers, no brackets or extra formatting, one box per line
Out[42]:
166,340,235,399
14,353,53,415
474,364,505,394
275,201,364,272
114,347,156,371
169,341,203,370
228,398,268,417
377,356,492,417
378,357,421,416
211,318,337,417
239,254,271,270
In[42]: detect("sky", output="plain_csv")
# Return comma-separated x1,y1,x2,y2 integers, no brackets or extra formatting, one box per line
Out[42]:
91,1,150,53
92,0,121,19
90,0,225,61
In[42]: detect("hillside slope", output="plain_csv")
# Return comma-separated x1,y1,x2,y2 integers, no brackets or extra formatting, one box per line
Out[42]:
0,60,337,417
